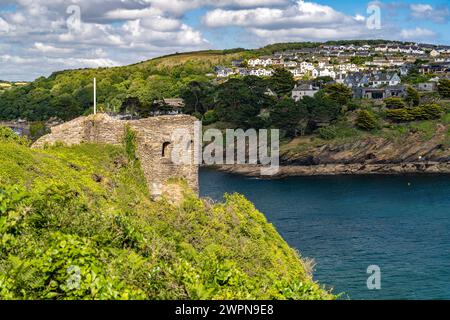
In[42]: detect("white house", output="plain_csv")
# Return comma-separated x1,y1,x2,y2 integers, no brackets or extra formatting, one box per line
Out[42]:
215,66,234,78
318,68,336,79
250,68,273,77
369,72,401,87
292,84,319,102
284,61,298,68
248,58,262,67
299,61,314,72
375,46,388,52
248,57,273,67
290,68,305,77
259,56,273,67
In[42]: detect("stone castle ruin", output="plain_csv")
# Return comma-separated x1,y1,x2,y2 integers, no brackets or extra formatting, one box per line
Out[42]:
33,114,198,199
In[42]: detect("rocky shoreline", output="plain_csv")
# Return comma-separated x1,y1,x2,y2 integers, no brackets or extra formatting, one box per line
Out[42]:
209,162,450,178
208,126,450,178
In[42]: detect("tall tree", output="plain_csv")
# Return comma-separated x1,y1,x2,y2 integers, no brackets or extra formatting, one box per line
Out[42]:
269,68,295,96
269,98,309,137
303,92,341,130
180,81,214,115
322,83,353,105
215,77,270,128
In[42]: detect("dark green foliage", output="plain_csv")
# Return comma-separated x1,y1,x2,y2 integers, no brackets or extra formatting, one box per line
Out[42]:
322,83,353,105
269,68,295,96
29,122,49,141
311,76,334,88
120,97,144,117
356,110,379,131
214,77,272,128
412,103,444,120
269,98,309,137
350,56,373,65
268,93,341,138
303,92,342,130
180,81,215,115
202,110,219,125
438,79,450,98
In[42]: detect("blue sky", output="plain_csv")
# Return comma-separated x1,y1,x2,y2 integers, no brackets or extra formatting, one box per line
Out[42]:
0,0,449,81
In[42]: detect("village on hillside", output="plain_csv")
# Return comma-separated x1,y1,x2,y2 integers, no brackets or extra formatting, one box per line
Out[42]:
214,42,450,102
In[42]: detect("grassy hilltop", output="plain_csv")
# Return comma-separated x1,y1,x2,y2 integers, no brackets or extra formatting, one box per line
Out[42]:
0,127,332,300
0,49,248,121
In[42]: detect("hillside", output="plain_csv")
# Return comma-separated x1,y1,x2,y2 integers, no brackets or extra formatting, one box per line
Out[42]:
1,39,443,122
0,127,332,300
0,49,248,121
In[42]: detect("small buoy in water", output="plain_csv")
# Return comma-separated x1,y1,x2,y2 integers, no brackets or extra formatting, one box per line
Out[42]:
408,182,411,186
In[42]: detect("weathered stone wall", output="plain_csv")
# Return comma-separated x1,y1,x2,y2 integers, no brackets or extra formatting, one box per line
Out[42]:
33,114,198,199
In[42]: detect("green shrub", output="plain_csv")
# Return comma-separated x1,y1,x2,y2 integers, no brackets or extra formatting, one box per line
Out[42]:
418,103,444,120
386,104,443,122
386,108,415,122
356,110,379,131
384,97,406,109
318,126,337,140
203,110,219,125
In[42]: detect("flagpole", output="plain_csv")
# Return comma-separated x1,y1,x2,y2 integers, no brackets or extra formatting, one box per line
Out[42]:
93,77,97,115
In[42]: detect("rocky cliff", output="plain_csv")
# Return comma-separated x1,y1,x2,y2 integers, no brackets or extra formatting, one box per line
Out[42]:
214,124,450,177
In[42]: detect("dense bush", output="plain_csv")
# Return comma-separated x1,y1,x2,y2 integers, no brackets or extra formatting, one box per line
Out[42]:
0,138,332,300
202,110,219,125
356,110,379,131
386,104,444,122
386,108,415,122
384,97,406,109
318,126,337,140
322,83,353,106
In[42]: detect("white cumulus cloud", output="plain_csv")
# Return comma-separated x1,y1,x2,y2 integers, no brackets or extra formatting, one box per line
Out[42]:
410,3,450,23
400,27,436,40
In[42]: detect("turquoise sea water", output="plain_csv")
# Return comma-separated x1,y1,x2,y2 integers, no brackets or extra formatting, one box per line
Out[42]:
199,168,450,300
